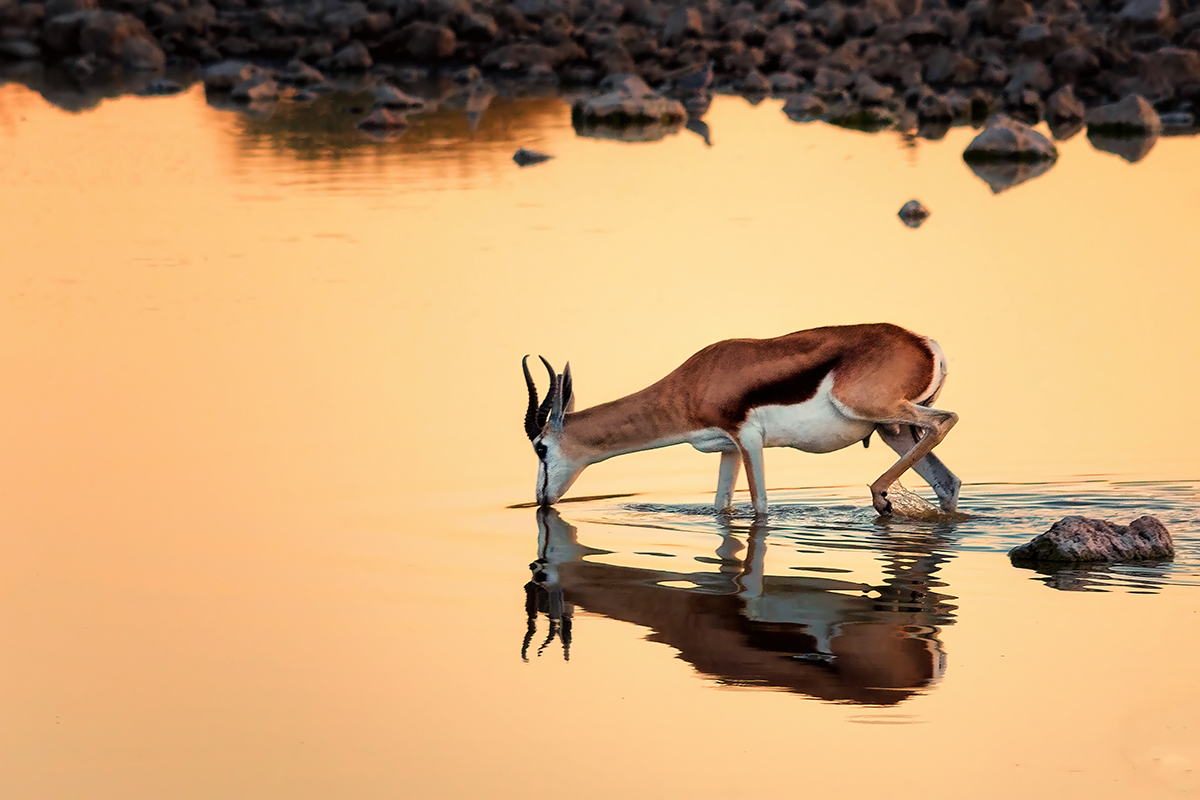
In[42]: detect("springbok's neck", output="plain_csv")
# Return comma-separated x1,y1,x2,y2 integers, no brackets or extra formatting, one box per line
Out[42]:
561,383,691,463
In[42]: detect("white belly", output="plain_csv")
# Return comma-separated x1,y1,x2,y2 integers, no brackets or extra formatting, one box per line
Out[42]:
745,378,874,453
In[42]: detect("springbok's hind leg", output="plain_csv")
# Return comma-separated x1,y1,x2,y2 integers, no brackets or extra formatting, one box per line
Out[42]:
868,405,958,515
714,449,741,512
875,425,962,511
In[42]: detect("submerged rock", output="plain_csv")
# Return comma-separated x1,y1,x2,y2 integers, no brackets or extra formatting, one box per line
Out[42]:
966,157,1056,193
373,85,425,110
1010,516,1173,563
357,107,409,130
1087,130,1159,163
513,147,553,166
898,199,931,228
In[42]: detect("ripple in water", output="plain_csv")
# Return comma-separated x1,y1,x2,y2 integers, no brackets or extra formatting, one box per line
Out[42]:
580,480,1200,594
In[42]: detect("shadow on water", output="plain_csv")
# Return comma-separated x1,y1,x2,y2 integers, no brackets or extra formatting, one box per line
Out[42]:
524,507,956,705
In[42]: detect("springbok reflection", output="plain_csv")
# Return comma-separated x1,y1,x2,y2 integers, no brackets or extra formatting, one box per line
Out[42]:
524,508,957,704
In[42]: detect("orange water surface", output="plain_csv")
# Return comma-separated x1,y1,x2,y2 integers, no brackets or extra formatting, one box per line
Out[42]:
0,82,1197,799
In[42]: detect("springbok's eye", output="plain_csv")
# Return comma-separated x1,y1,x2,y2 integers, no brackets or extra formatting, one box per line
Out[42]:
534,443,548,459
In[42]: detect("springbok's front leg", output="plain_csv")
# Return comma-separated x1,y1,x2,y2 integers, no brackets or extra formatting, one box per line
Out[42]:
869,405,958,515
875,425,962,511
714,449,741,512
733,427,768,516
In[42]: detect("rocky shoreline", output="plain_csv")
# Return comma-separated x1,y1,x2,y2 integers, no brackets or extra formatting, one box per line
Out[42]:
3,0,1199,162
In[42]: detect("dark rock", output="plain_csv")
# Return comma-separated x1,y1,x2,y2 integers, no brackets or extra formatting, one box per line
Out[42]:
44,0,96,17
826,99,896,131
457,12,497,42
769,71,802,92
203,60,260,91
331,40,372,71
898,199,930,228
1117,0,1173,32
854,73,893,104
917,90,953,120
140,77,183,94
782,90,825,119
79,11,149,58
513,147,553,166
662,6,703,45
1086,93,1161,134
984,0,1034,36
0,40,40,61
741,68,770,93
43,10,92,53
572,73,686,124
1009,516,1173,563
230,74,279,102
278,59,325,85
1052,46,1099,81
1046,84,1084,122
963,113,1058,162
1160,110,1196,128
121,36,164,71
378,21,456,61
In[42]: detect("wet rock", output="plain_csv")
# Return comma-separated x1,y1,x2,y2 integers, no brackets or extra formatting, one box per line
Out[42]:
513,147,553,166
203,60,260,91
826,99,895,131
230,74,279,102
898,199,930,228
685,117,712,145
963,113,1058,162
1052,46,1100,82
782,91,826,120
357,106,409,130
373,85,425,110
1086,93,1161,135
42,10,92,53
450,65,481,84
331,40,372,71
1046,84,1084,123
571,73,686,126
1009,516,1173,564
984,0,1034,35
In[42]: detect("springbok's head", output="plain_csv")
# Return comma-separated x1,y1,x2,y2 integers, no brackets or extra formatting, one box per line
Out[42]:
522,355,583,506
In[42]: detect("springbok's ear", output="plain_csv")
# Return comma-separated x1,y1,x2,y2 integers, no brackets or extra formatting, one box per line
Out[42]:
562,362,575,413
549,373,565,432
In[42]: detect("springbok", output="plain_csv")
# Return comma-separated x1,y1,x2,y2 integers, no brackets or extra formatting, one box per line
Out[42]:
522,323,960,516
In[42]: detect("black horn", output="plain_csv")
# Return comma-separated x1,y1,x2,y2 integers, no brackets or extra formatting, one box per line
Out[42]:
535,356,557,432
523,355,558,441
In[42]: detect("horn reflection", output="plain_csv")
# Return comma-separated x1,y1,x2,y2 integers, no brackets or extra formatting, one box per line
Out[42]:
523,507,957,705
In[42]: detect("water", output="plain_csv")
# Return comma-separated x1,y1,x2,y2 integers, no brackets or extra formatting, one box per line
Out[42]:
1,82,1199,798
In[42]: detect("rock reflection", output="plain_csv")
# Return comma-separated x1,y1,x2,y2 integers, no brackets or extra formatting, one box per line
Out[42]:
964,158,1057,194
525,508,956,705
1086,131,1159,164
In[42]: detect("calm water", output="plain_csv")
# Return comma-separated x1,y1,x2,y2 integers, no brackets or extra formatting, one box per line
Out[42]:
1,81,1199,798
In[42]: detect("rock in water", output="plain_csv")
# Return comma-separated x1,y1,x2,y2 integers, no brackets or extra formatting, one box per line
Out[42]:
571,74,686,127
1085,94,1162,136
513,148,553,167
898,200,931,228
1009,516,1173,563
963,113,1058,162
